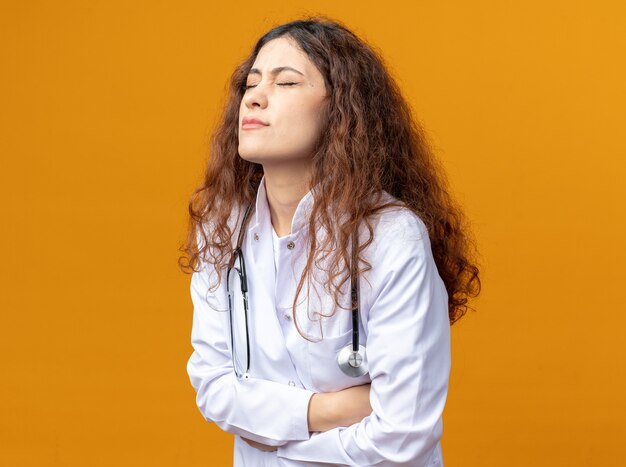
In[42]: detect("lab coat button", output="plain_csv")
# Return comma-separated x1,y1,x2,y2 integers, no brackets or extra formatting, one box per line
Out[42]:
288,380,296,386
253,233,259,241
283,313,292,321
287,241,295,250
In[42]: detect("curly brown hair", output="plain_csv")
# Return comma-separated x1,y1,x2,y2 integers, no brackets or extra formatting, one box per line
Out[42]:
178,16,481,328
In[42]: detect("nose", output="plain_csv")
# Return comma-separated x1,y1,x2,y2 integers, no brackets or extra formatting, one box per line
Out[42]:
243,83,268,110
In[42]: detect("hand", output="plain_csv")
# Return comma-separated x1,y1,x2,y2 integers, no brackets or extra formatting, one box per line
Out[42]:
240,436,277,452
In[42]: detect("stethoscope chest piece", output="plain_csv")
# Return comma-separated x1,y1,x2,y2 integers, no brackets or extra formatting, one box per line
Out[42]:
337,343,369,377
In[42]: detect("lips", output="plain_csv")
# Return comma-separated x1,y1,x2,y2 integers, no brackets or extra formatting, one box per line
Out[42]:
242,116,269,127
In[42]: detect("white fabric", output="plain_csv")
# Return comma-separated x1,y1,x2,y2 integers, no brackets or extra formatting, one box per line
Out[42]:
187,176,451,466
271,225,280,274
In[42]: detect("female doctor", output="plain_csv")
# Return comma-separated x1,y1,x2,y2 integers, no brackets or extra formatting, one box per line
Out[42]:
181,17,481,467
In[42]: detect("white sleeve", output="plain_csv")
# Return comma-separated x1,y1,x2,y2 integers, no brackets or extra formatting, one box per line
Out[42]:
186,263,315,446
276,214,451,465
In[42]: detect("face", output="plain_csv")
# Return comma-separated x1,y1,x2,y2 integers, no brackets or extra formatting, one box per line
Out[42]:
238,36,329,167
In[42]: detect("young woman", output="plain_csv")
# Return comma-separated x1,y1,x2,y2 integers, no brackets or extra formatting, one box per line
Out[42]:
181,17,480,466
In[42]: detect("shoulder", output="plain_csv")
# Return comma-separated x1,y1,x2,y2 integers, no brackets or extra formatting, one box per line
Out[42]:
358,193,447,319
367,191,430,247
197,201,247,245
195,200,248,274
357,192,438,284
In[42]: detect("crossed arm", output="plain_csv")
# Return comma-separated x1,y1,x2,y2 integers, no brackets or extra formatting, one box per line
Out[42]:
186,266,374,447
241,383,373,451
188,214,451,465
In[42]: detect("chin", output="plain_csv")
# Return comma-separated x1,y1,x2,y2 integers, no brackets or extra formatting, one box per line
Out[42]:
238,146,311,166
238,149,266,164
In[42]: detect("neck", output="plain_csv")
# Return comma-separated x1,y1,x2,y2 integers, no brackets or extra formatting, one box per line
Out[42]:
263,161,311,237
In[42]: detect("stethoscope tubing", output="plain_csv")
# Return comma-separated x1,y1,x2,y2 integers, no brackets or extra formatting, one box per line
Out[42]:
226,202,368,378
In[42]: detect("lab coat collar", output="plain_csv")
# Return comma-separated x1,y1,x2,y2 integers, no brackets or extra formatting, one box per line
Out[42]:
250,176,316,237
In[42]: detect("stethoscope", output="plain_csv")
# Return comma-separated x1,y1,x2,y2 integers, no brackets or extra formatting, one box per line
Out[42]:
226,203,368,380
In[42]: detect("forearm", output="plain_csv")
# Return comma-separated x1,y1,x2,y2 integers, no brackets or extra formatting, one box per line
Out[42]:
307,393,335,433
307,384,372,433
189,354,314,443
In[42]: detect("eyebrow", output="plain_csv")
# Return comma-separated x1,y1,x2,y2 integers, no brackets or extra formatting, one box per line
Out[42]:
247,66,304,77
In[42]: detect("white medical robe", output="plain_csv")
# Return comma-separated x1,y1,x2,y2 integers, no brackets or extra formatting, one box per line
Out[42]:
187,177,451,466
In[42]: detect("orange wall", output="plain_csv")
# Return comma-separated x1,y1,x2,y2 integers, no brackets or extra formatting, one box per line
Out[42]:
1,1,625,466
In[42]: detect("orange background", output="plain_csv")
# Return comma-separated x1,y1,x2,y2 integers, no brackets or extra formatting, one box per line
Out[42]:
1,1,625,466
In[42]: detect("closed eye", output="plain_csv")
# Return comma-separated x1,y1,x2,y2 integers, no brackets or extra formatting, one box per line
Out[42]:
242,82,299,90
